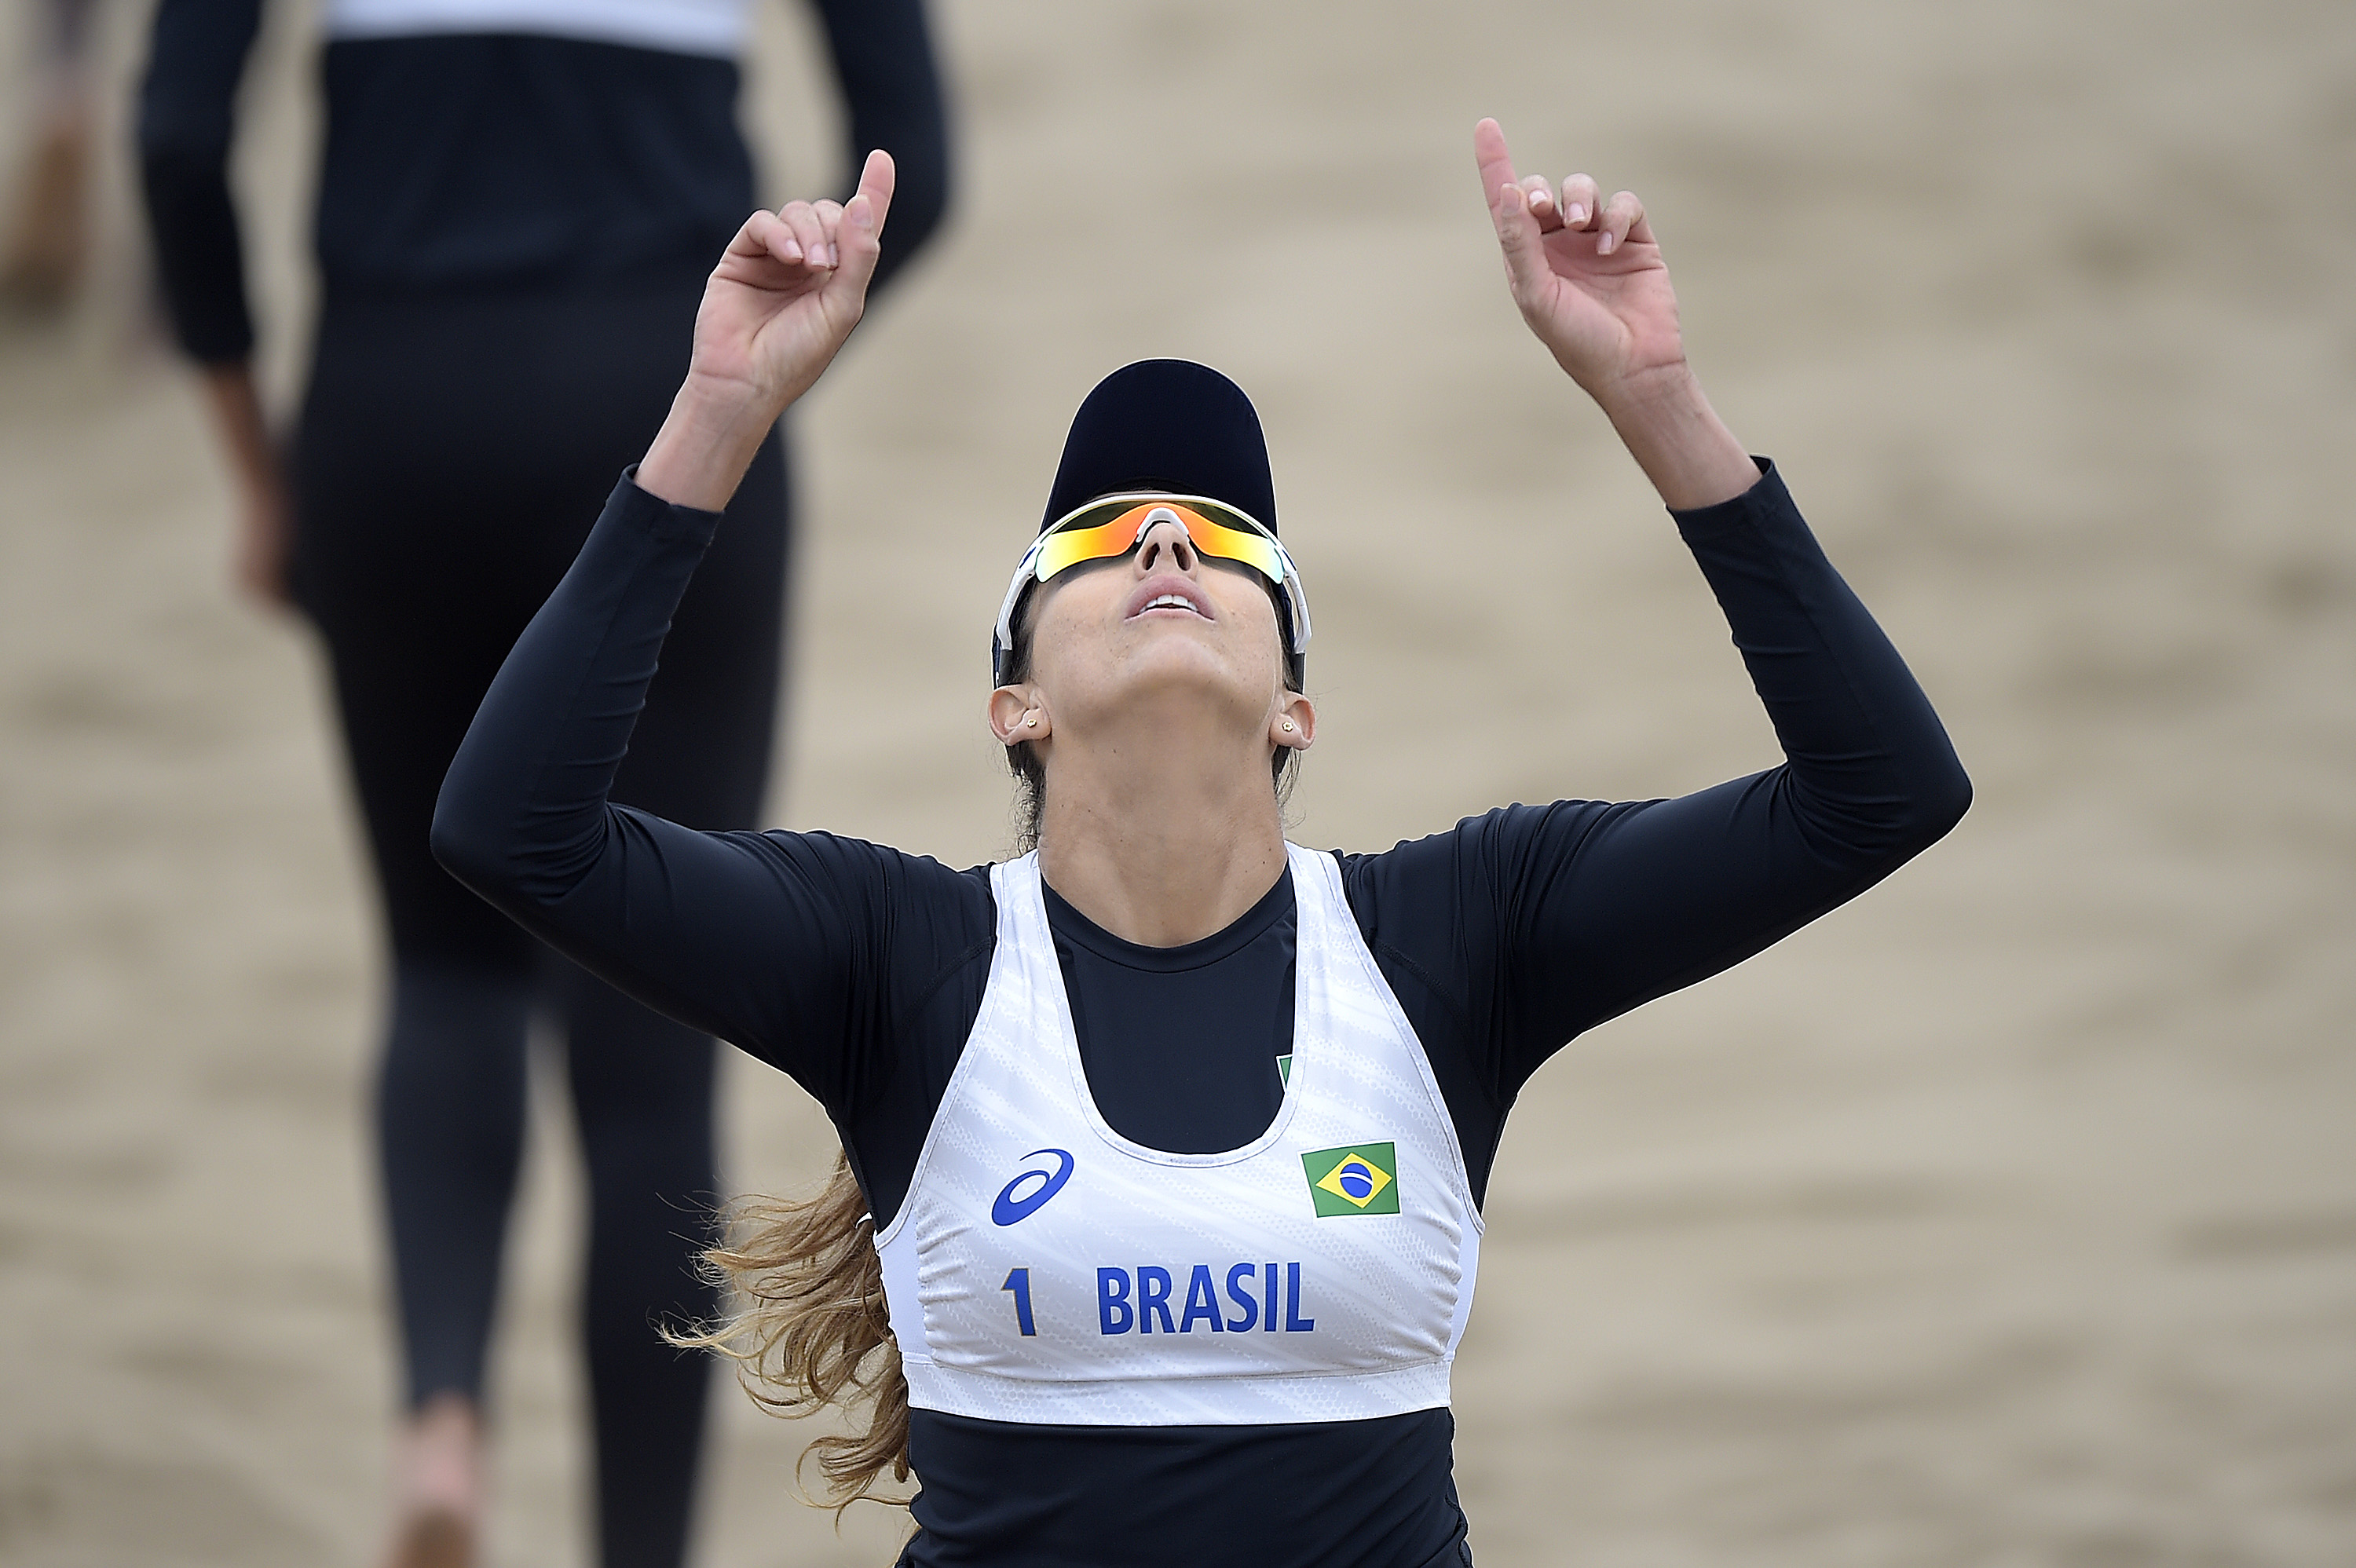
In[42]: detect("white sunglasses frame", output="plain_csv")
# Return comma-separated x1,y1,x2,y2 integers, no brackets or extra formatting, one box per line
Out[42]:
990,495,1312,689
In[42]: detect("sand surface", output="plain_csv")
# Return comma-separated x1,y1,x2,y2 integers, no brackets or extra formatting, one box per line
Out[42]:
2,1,2353,1564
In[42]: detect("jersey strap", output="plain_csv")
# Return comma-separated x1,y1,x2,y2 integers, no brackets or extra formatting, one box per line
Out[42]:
875,845,1483,1427
323,0,747,58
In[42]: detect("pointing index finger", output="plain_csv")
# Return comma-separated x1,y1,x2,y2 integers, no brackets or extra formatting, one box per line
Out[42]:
849,148,896,236
1472,119,1520,214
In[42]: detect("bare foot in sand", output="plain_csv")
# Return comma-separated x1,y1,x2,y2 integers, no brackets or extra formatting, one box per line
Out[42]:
382,1394,483,1568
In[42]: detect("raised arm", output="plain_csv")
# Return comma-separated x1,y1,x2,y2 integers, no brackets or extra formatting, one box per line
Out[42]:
1473,118,1760,511
636,150,895,508
1445,122,1970,1092
432,159,912,1110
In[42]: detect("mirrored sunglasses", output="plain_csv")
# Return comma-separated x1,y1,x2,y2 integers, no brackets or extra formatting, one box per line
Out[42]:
992,494,1312,687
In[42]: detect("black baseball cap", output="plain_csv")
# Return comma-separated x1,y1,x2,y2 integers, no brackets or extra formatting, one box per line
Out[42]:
1041,360,1278,535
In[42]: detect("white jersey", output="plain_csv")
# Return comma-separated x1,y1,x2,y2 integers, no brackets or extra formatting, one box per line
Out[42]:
324,0,747,59
874,844,1483,1427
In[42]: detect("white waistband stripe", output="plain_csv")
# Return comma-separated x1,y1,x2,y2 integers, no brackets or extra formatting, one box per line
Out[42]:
324,0,747,58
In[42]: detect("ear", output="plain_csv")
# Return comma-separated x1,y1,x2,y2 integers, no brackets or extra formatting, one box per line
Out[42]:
989,686,1049,746
1271,693,1316,751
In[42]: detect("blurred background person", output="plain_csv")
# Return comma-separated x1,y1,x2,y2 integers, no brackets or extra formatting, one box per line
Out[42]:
2,0,99,311
134,2,949,1566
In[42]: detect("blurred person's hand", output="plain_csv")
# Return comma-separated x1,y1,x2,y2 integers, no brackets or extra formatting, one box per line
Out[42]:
199,362,295,607
1476,119,1755,511
638,150,896,511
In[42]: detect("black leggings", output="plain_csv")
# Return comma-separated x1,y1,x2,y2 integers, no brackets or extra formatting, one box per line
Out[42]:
293,282,785,1568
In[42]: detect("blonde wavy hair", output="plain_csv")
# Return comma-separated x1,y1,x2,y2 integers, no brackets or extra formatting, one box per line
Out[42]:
668,1153,910,1519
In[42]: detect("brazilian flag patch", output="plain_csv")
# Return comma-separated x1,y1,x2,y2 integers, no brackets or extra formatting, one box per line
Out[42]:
1302,1143,1399,1216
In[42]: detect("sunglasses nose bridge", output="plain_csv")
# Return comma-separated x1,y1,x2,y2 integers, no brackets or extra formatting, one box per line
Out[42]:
1133,509,1198,575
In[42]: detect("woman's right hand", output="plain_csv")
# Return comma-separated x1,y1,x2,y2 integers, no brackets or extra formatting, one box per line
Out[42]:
638,151,896,510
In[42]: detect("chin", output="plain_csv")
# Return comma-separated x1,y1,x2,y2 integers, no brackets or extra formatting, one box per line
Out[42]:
1078,651,1266,724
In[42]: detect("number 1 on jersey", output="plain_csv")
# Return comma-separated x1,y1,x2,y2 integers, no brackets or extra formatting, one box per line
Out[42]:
1001,1267,1037,1336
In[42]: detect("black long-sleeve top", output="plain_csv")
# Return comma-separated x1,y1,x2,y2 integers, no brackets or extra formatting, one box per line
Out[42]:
430,459,1969,1568
137,0,950,362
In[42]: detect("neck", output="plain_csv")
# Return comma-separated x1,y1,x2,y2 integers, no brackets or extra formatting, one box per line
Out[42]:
1033,709,1288,948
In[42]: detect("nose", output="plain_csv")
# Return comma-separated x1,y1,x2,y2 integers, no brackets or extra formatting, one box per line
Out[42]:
1134,511,1198,576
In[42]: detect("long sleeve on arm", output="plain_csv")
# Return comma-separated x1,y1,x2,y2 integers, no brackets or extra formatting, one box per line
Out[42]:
1348,462,1970,1133
811,0,952,293
430,475,963,1122
138,0,262,363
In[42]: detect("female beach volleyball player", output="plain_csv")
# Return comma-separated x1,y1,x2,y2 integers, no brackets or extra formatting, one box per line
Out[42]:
435,124,1970,1566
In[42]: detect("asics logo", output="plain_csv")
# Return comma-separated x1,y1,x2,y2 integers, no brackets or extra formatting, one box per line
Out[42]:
991,1148,1076,1226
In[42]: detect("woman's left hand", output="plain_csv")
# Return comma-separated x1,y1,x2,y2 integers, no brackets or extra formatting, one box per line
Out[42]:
1472,120,1758,510
1474,119,1688,405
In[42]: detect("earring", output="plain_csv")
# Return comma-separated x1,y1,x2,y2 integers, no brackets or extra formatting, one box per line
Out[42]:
1280,718,1296,733
1024,713,1040,727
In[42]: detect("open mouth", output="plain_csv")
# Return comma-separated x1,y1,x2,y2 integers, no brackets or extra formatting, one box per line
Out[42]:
1124,579,1215,621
